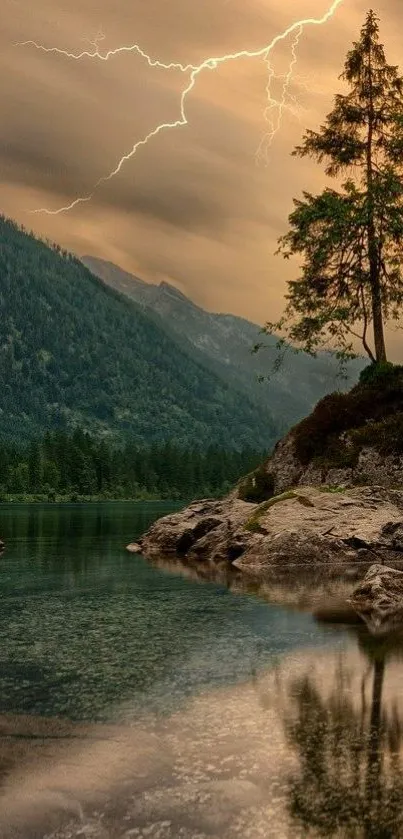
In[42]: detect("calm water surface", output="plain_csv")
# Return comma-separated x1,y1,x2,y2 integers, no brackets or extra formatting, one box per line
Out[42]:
0,502,402,839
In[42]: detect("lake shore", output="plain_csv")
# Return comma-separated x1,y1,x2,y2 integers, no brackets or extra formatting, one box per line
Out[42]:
0,493,187,504
133,485,403,578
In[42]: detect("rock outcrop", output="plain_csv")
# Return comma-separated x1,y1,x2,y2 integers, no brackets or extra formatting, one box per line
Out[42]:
132,487,403,578
350,564,403,635
237,365,403,498
137,496,252,563
256,431,403,497
131,367,403,583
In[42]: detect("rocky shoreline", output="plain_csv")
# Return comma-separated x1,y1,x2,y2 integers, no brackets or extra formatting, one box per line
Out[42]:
128,369,403,633
128,485,403,636
128,486,403,576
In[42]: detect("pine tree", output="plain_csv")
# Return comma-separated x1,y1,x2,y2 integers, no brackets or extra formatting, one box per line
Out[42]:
268,11,403,364
28,441,43,491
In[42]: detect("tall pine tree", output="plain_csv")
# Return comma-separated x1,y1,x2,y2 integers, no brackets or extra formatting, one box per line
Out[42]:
267,11,403,364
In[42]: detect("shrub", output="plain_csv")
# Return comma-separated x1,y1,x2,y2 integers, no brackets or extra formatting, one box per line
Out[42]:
294,392,352,465
294,363,403,466
238,465,275,503
313,434,360,470
351,413,403,455
359,361,401,387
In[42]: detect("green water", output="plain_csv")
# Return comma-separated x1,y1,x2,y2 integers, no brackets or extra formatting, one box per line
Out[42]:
0,502,340,722
2,503,403,839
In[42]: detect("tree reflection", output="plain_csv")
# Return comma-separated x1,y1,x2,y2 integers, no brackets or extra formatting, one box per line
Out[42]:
284,634,403,838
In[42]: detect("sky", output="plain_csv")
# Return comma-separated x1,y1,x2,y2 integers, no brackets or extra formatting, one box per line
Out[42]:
1,0,402,328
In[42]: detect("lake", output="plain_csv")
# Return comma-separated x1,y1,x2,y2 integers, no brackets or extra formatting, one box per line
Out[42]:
0,502,402,838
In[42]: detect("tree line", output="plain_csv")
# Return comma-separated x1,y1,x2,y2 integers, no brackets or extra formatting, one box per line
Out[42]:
0,429,265,502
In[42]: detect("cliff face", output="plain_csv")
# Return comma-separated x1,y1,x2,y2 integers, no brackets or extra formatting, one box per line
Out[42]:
245,428,403,499
238,363,403,502
130,364,403,579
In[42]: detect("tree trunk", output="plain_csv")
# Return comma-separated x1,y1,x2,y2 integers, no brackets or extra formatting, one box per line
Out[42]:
369,230,387,363
366,38,387,363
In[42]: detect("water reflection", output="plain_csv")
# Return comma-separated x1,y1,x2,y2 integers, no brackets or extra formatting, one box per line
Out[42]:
280,630,403,839
148,553,365,617
1,631,403,838
0,501,182,572
0,503,337,722
3,505,403,837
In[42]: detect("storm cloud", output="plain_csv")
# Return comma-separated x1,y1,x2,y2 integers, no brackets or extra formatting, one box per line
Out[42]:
1,0,402,337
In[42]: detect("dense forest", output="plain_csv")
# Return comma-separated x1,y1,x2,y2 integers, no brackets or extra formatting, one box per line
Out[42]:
0,215,278,449
0,430,265,501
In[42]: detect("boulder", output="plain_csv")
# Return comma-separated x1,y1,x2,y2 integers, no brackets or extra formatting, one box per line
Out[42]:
349,563,403,635
134,487,403,579
131,497,255,560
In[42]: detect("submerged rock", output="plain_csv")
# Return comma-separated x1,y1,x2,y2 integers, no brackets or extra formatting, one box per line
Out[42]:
132,487,403,579
313,598,364,625
349,564,403,635
126,542,142,554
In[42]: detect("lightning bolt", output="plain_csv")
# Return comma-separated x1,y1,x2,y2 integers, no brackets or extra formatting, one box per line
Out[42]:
82,27,106,52
256,25,304,166
17,0,344,215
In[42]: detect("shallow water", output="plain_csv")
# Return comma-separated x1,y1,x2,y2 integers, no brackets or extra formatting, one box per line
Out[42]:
0,502,402,838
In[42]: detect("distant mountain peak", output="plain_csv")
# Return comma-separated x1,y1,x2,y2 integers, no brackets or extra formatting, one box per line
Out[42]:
82,255,148,289
82,254,364,431
159,280,193,301
158,281,206,314
1,217,274,447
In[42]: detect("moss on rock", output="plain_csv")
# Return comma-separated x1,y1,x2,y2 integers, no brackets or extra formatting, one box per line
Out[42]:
244,490,299,532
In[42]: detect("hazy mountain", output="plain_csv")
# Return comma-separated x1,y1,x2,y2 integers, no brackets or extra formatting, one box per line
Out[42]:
82,255,365,428
0,216,279,448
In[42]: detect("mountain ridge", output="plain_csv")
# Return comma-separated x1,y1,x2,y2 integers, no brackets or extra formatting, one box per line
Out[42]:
0,215,278,448
82,255,365,428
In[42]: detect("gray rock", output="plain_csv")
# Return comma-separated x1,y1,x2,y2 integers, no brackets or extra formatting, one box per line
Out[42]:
349,563,403,635
136,487,403,580
138,498,254,560
257,431,403,497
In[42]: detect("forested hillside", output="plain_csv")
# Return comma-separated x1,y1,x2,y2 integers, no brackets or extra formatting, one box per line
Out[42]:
0,216,278,448
83,256,364,426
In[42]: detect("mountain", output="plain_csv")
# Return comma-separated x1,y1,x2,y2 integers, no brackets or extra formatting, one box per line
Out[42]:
82,256,364,428
0,216,279,448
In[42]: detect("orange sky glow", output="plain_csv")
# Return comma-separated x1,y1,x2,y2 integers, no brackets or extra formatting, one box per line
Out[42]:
2,0,402,349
